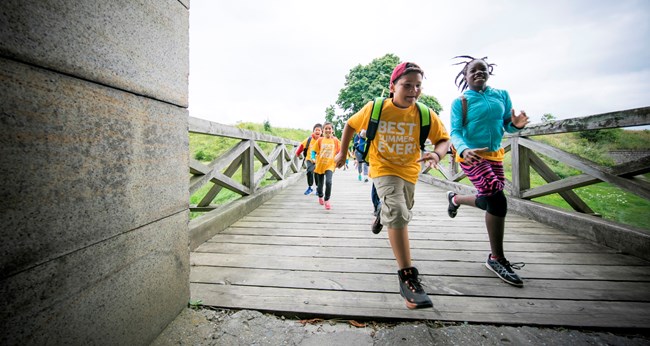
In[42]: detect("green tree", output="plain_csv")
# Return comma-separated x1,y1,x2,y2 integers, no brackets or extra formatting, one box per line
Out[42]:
324,105,341,138
334,53,443,131
418,94,443,115
263,119,272,132
541,113,556,123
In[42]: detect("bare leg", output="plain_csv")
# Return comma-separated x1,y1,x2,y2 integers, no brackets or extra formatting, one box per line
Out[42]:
486,213,505,258
388,226,411,269
453,194,476,207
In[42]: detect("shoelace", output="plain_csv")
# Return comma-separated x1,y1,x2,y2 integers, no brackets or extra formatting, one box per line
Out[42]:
406,278,426,293
499,259,525,271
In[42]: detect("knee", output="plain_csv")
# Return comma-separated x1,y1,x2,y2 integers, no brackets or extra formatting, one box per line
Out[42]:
485,191,507,217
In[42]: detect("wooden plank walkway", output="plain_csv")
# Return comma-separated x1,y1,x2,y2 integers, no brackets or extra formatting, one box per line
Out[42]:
190,167,650,329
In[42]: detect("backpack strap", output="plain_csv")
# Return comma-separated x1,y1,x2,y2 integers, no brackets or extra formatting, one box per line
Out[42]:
415,102,431,152
363,98,433,158
303,136,312,157
459,95,468,126
361,97,385,161
365,97,385,141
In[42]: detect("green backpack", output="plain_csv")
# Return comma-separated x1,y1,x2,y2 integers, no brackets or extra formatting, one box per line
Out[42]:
359,97,432,161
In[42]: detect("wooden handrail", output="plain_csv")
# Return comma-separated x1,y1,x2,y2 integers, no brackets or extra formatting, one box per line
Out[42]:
188,116,304,214
422,106,650,219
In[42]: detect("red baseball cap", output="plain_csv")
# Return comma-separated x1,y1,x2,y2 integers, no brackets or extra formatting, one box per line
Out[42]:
389,62,423,97
389,62,409,89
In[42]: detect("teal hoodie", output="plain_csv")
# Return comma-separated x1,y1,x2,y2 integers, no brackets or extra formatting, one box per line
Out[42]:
450,86,521,156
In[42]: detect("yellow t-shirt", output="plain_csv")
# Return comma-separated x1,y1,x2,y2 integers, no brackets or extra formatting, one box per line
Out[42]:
300,135,320,162
347,99,450,184
313,136,341,174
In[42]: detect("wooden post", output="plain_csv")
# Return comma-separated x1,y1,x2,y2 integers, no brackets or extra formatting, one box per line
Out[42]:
242,139,255,194
510,137,530,198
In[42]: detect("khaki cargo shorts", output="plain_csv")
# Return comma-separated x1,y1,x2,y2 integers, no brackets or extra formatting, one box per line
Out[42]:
373,175,415,229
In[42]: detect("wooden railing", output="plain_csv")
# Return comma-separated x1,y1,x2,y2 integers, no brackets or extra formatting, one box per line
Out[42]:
420,106,650,260
187,117,305,248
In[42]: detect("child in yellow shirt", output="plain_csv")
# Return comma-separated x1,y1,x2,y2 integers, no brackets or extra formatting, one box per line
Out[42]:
313,122,341,210
335,62,449,309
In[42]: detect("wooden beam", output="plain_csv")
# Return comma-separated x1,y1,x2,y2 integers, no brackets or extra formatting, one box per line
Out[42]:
519,137,650,200
526,151,594,214
510,106,650,136
197,156,242,207
189,140,249,195
188,116,298,145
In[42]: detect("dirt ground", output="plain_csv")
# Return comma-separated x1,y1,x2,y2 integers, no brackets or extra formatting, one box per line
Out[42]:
151,307,650,346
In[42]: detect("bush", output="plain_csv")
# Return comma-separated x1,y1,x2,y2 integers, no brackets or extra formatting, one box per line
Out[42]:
577,129,622,143
194,149,214,161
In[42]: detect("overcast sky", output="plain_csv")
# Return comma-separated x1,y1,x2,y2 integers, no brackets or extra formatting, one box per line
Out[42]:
188,0,649,131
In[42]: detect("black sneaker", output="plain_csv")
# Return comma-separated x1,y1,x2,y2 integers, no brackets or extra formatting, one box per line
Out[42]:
485,254,525,287
397,267,433,309
371,214,383,234
446,191,459,218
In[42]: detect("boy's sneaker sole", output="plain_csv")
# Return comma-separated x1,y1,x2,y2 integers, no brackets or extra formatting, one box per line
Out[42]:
403,298,433,310
447,191,459,218
485,255,524,287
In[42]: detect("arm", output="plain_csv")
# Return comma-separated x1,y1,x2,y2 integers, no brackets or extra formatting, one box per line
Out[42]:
295,143,304,157
500,91,528,132
418,114,451,168
335,124,355,168
449,98,470,157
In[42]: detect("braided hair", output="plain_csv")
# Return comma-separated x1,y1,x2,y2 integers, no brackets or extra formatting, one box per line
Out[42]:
452,55,496,91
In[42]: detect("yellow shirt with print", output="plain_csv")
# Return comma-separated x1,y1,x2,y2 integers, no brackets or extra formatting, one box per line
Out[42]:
347,99,450,184
300,135,320,163
313,136,340,174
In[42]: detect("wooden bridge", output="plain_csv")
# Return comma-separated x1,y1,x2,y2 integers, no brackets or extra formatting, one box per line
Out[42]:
187,108,650,330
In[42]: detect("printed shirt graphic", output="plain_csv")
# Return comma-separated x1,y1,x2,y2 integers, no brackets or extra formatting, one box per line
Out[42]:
347,99,450,184
313,137,340,174
300,135,320,162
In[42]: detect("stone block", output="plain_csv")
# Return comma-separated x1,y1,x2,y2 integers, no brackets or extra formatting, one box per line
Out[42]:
0,57,189,277
0,0,189,107
0,212,190,345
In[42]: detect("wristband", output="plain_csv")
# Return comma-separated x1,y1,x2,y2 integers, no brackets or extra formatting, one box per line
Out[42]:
431,152,441,161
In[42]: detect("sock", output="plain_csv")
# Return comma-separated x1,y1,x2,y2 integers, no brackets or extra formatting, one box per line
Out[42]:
451,196,459,206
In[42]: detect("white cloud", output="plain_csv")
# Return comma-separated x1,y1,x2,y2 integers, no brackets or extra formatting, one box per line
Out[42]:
189,0,650,131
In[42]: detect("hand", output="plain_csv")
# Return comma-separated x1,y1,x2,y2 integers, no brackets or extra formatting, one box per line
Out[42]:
511,109,529,129
417,152,441,169
461,147,488,165
334,153,345,168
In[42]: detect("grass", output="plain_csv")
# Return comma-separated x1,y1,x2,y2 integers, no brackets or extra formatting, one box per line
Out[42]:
430,129,650,231
189,122,310,220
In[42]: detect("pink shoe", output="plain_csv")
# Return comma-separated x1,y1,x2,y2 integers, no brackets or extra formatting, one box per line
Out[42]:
318,197,324,205
324,201,331,210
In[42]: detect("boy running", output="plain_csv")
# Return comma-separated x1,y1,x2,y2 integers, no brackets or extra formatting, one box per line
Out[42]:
295,123,322,195
335,62,450,309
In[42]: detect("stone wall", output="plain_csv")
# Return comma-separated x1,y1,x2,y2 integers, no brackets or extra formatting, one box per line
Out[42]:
608,150,650,165
0,1,190,345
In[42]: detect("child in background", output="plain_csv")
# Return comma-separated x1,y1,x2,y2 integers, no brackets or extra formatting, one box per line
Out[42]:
335,62,450,309
353,131,369,182
295,123,322,195
313,122,341,210
446,55,529,287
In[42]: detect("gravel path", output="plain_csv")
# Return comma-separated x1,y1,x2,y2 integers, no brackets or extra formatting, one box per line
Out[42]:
151,308,650,346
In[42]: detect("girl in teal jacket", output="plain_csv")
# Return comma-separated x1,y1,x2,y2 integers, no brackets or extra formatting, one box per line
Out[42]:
446,55,529,287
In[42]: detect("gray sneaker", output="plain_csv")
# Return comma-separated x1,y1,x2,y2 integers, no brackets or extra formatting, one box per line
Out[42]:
397,267,433,309
485,254,524,287
447,191,459,218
